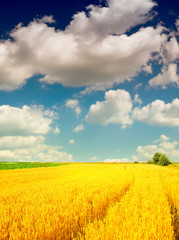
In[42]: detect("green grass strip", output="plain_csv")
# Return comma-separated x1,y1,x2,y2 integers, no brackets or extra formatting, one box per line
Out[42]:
0,162,69,170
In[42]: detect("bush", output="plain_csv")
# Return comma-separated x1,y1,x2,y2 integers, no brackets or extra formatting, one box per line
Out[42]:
158,154,171,166
152,152,161,164
148,152,171,166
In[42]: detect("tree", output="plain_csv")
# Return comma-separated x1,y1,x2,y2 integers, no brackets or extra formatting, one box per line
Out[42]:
149,152,171,166
152,152,161,164
158,154,171,166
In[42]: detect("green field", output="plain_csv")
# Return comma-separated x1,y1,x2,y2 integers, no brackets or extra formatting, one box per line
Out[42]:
0,162,69,170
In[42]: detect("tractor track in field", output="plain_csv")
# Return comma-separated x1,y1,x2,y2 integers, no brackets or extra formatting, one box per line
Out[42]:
90,177,135,222
168,196,179,240
159,174,179,240
73,178,135,240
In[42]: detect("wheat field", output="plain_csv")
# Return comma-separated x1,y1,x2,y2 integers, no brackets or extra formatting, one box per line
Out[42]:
0,163,178,240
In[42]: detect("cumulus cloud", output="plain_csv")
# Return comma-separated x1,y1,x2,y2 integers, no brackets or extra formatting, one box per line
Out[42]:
86,90,179,128
136,145,158,160
0,135,73,162
73,124,84,133
0,105,53,136
148,35,179,89
135,135,179,161
90,156,98,161
161,37,179,64
134,83,142,90
75,106,82,115
85,89,133,128
69,139,75,144
0,135,45,149
132,155,138,162
0,104,73,162
66,99,79,108
159,141,178,151
132,98,179,127
149,64,179,88
104,158,129,163
66,99,81,115
54,127,60,134
67,0,156,37
154,134,170,143
38,15,55,24
134,94,142,105
37,147,73,162
0,0,167,91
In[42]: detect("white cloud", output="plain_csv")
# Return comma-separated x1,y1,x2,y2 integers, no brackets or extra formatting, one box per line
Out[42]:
104,158,129,163
162,37,179,63
86,90,179,128
132,155,138,162
54,127,60,134
154,134,170,143
37,148,73,162
136,144,158,160
66,99,79,108
38,15,55,24
66,99,81,115
0,104,73,162
75,106,81,115
132,98,179,127
0,135,44,149
149,64,179,88
159,141,178,150
0,150,18,161
0,0,167,91
134,94,142,105
73,124,84,133
149,35,179,89
69,139,75,144
85,89,133,128
134,83,142,90
135,135,179,161
91,156,98,161
67,0,156,37
0,135,73,162
0,105,53,136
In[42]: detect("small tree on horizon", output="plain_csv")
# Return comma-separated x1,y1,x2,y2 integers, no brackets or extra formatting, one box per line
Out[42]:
158,153,171,166
148,152,171,166
152,152,161,164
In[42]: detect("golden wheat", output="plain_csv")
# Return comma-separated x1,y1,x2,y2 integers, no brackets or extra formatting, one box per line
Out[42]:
0,163,178,240
79,166,174,240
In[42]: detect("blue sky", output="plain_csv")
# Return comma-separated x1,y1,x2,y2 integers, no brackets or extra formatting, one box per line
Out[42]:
0,0,179,162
